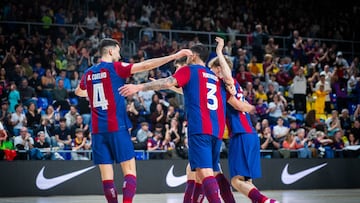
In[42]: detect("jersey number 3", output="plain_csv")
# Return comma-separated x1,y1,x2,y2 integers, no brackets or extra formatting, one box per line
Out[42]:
93,83,109,110
206,82,218,110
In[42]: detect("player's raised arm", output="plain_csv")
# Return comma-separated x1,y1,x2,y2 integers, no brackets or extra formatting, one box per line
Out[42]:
119,76,179,97
130,49,192,74
215,37,234,87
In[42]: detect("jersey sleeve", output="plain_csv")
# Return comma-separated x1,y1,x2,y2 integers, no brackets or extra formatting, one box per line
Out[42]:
114,62,133,78
173,66,191,87
79,73,87,90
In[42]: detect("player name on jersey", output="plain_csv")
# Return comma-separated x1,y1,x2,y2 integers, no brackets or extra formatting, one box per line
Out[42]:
87,72,108,81
202,72,218,81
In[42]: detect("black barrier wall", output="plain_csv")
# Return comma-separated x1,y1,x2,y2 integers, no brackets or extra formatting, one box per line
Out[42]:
0,159,359,196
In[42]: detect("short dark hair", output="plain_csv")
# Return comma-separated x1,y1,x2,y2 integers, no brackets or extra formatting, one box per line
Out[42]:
190,44,209,63
98,38,120,56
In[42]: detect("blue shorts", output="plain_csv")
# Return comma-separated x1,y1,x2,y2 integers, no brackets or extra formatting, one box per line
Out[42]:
92,130,135,165
228,133,261,179
188,134,221,172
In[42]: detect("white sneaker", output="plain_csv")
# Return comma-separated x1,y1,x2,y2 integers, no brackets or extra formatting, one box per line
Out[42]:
264,199,280,203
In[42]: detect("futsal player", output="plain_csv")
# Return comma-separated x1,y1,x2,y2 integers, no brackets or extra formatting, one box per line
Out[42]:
75,38,191,203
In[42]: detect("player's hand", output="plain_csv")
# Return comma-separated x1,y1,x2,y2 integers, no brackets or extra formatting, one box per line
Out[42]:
215,37,224,53
174,49,192,59
119,84,142,97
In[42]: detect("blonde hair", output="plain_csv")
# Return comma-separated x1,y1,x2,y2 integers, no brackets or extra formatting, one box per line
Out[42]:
208,56,233,70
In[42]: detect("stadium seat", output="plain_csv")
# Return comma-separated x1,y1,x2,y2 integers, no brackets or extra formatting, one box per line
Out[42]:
69,97,79,106
37,97,49,110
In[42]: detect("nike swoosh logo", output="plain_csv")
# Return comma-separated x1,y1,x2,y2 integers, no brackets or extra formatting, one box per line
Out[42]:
166,165,187,187
281,163,327,184
36,166,96,190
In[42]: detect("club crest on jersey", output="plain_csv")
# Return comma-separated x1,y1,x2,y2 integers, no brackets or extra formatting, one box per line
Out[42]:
87,72,107,81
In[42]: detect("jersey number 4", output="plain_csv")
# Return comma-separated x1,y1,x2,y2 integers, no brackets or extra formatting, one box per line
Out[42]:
93,83,109,110
206,82,218,110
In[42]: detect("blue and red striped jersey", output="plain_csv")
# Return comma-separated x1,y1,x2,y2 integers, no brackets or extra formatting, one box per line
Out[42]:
79,61,133,134
173,64,226,139
226,79,256,136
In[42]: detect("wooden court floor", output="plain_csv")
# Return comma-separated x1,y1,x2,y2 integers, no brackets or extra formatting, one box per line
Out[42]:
0,189,359,203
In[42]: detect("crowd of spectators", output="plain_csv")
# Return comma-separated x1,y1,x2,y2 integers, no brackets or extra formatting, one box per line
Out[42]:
0,0,360,161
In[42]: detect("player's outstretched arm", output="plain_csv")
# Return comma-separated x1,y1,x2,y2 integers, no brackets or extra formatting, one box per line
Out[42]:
130,49,192,74
75,85,88,97
119,76,179,97
149,78,184,95
227,96,256,113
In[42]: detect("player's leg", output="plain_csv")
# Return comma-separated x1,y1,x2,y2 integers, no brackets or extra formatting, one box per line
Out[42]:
214,168,235,202
120,158,137,203
188,135,221,203
183,163,197,203
99,164,118,203
92,133,119,203
110,130,137,203
229,133,278,203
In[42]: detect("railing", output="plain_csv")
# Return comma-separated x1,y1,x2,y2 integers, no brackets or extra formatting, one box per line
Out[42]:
138,28,360,59
15,148,353,161
1,20,359,60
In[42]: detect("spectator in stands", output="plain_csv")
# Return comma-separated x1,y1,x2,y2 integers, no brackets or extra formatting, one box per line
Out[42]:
313,84,328,116
133,122,152,150
251,24,269,61
350,119,360,142
259,126,281,158
52,79,70,110
164,118,181,148
138,88,155,114
56,70,71,91
267,94,285,125
165,105,179,124
36,117,55,147
33,61,46,78
66,45,78,73
10,104,27,137
54,117,71,149
20,57,33,79
150,103,167,130
7,82,20,113
273,117,290,146
64,105,79,128
314,131,334,158
84,10,100,34
0,101,10,128
28,71,42,97
25,102,41,132
41,69,56,103
264,37,279,58
69,70,80,96
235,64,253,87
147,130,165,159
14,126,34,160
295,128,313,158
326,110,342,137
19,78,37,106
247,56,262,78
315,72,332,114
293,67,307,113
77,47,92,76
33,131,57,160
290,30,305,64
340,109,352,135
2,45,17,79
70,115,89,139
333,130,345,158
71,128,89,160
